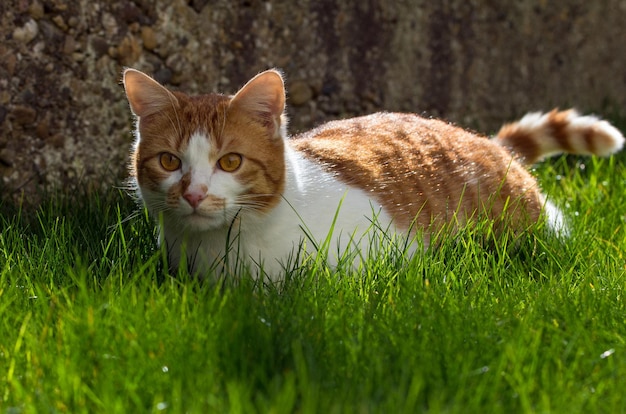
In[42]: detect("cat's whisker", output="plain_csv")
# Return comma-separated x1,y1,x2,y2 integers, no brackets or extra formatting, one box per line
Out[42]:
219,102,228,142
105,209,145,235
233,195,278,211
231,204,268,213
145,201,176,217
164,88,184,144
173,107,183,145
164,111,183,147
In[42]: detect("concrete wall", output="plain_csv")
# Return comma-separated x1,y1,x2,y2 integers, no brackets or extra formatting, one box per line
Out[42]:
1,0,625,198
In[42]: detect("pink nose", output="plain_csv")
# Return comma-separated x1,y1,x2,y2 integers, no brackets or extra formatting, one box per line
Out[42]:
183,191,206,208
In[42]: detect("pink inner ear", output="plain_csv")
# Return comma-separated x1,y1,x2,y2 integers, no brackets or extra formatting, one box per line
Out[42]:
256,111,277,129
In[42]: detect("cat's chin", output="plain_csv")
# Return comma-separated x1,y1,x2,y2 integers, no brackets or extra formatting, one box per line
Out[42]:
185,213,226,231
179,212,229,232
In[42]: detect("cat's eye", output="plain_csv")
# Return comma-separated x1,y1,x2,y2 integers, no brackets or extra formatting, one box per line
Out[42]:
159,153,181,171
218,153,242,172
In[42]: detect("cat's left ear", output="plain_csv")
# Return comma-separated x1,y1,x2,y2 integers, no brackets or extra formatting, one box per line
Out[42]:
229,69,286,139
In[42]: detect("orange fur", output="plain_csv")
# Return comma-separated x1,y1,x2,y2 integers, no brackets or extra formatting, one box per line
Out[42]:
291,112,543,232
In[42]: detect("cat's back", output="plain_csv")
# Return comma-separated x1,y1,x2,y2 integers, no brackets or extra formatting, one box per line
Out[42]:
290,112,499,164
289,112,542,230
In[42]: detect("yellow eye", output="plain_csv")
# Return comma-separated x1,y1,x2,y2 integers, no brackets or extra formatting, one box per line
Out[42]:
159,153,181,171
218,153,242,172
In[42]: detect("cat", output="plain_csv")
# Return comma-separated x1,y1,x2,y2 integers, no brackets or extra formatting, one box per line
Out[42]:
122,68,624,281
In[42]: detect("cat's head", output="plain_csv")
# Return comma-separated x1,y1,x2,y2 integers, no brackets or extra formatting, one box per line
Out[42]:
123,68,287,232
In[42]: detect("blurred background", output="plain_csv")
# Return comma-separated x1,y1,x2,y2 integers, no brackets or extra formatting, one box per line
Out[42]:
1,0,625,201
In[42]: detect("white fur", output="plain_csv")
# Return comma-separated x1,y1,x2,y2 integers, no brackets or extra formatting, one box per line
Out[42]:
183,131,244,202
184,131,213,189
261,147,398,271
571,116,624,155
516,111,624,159
161,142,397,281
543,199,568,237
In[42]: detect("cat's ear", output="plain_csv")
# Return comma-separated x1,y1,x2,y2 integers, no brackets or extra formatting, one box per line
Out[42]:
229,69,286,138
123,68,178,118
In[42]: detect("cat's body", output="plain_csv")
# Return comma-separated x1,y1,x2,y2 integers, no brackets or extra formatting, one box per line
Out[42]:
123,69,624,280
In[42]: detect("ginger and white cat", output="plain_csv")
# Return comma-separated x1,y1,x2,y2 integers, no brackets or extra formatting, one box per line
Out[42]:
122,68,624,280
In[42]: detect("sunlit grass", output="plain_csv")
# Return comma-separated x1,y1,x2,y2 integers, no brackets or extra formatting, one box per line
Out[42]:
1,150,626,413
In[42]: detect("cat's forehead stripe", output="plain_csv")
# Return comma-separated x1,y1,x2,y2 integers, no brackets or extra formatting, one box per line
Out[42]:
184,131,213,163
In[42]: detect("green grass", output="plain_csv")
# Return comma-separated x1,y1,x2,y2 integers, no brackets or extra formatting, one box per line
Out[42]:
1,152,626,413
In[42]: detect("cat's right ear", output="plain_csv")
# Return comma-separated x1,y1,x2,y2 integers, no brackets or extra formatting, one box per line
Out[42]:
229,70,286,139
123,68,178,118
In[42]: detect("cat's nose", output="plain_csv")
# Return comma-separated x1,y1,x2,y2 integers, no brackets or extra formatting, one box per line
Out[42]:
183,191,206,208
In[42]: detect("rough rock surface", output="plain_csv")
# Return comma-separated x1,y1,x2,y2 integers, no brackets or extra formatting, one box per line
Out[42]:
1,0,625,200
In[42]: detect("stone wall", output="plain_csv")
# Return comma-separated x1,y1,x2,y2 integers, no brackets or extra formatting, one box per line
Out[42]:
1,0,625,199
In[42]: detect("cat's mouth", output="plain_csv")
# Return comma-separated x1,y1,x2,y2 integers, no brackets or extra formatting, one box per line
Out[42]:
182,210,228,230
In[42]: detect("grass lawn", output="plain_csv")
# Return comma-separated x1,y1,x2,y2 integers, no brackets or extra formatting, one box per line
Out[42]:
1,150,626,413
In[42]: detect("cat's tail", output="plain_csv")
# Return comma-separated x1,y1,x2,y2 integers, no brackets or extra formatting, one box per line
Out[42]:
493,109,624,166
